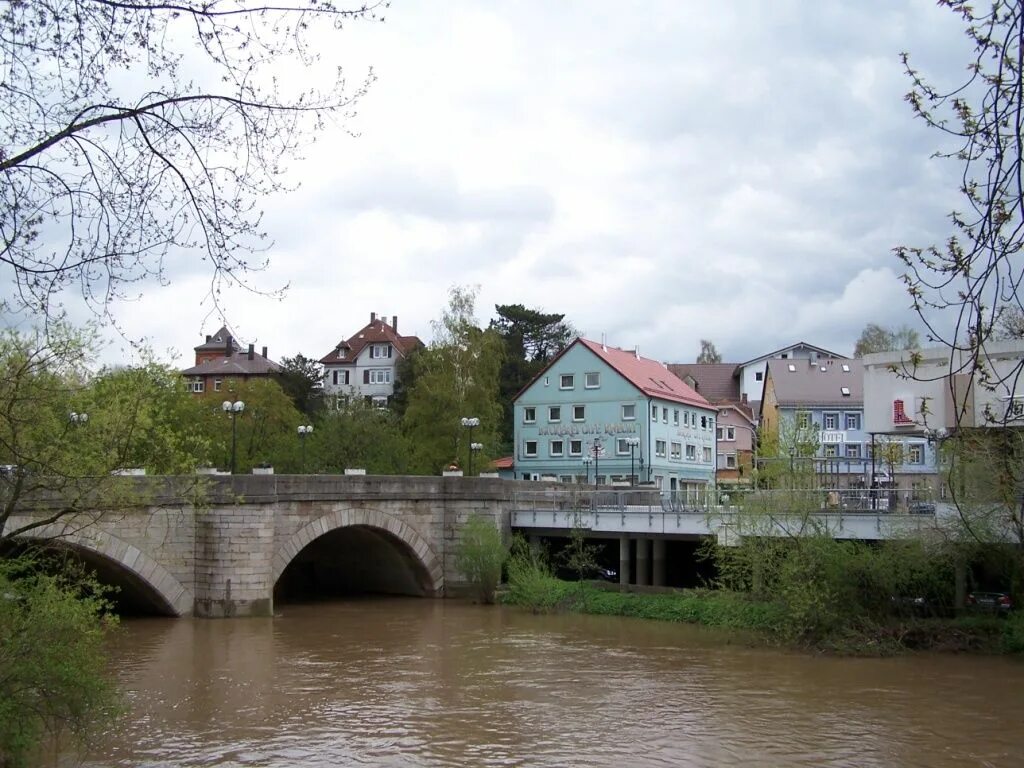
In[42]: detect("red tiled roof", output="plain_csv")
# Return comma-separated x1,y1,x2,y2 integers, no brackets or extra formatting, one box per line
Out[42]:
490,456,514,470
320,319,422,365
577,339,712,409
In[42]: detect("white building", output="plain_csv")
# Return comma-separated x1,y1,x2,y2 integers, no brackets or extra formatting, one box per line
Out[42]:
319,313,422,406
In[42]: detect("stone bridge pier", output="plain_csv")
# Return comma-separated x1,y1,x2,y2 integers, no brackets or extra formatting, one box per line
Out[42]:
7,475,513,618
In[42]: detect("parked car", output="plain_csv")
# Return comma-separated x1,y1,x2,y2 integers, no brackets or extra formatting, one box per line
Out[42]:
965,590,1013,615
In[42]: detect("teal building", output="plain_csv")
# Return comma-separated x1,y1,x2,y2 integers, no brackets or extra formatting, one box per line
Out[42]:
513,339,717,493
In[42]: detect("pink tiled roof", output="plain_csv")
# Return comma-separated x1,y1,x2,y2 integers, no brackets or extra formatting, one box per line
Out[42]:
578,339,712,409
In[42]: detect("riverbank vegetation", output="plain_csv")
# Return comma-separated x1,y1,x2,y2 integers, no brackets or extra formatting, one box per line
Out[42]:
502,534,1024,655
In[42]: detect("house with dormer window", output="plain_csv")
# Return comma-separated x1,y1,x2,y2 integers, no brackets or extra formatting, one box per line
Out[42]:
513,338,716,494
319,313,423,406
181,326,282,395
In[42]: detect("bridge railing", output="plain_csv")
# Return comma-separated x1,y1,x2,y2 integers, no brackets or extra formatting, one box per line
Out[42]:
509,486,939,516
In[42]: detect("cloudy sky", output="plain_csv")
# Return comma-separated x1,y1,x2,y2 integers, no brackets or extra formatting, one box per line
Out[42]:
96,0,972,367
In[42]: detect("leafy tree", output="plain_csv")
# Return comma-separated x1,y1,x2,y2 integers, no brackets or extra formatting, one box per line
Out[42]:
490,304,574,449
995,305,1024,340
897,1,1024,394
200,378,302,473
278,354,324,417
314,400,410,474
852,323,920,358
403,287,504,474
757,410,820,489
0,326,209,540
0,555,120,767
454,514,507,604
0,1,381,322
389,345,423,419
696,339,722,364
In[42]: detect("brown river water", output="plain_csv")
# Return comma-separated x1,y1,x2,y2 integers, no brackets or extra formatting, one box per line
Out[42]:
56,599,1024,768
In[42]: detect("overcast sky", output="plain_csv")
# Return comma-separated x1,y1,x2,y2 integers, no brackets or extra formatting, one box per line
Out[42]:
96,0,972,368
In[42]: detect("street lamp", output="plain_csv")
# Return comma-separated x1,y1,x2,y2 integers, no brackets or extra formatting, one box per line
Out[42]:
582,455,593,484
222,400,245,474
297,424,313,473
624,436,640,486
68,411,88,426
460,417,480,475
470,442,483,475
590,437,604,490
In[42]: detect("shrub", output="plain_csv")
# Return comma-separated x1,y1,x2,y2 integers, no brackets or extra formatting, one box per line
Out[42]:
453,514,507,604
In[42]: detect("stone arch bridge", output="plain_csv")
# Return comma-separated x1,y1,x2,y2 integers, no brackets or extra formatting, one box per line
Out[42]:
6,475,513,617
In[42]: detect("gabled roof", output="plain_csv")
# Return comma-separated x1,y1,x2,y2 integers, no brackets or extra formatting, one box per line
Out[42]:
737,341,845,369
193,326,240,353
765,358,863,407
182,351,281,376
320,318,422,365
515,338,712,409
666,363,740,404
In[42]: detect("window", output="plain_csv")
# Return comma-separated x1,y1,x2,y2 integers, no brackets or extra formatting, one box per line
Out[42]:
841,387,851,397
189,379,204,393
585,372,600,389
569,439,583,457
797,412,811,429
846,443,862,459
651,404,658,421
332,370,339,386
685,444,696,461
662,407,669,423
213,379,222,392
755,371,764,382
717,426,735,441
673,409,679,426
368,369,392,384
700,415,707,429
549,440,564,457
523,407,536,424
622,404,636,421
560,374,574,390
845,413,860,431
824,444,838,458
703,447,712,463
616,438,631,455
573,405,585,422
548,406,561,422
725,453,737,469
823,412,838,430
523,440,538,458
371,344,391,359
655,440,667,458
908,443,925,464
670,442,682,460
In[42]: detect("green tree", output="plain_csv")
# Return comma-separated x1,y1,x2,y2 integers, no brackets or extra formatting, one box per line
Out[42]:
454,514,507,604
490,304,574,450
0,555,119,767
0,1,380,320
278,354,324,417
852,323,920,358
757,410,820,489
314,400,410,474
696,339,722,364
403,287,504,474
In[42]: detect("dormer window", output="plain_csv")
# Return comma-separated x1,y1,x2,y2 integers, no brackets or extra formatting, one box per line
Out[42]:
371,344,392,359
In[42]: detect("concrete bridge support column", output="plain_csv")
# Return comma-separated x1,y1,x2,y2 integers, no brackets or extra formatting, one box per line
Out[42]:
635,538,649,586
652,539,666,587
619,535,630,586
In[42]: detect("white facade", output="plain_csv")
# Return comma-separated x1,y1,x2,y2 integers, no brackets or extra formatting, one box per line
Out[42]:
862,341,1024,434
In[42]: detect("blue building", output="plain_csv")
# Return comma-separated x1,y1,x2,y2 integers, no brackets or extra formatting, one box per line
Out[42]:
759,358,935,492
513,339,717,493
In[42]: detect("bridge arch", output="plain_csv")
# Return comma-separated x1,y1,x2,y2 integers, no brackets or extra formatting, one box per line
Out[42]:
15,524,193,616
272,507,443,597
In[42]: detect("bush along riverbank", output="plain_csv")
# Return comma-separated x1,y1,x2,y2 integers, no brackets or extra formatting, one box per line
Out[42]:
502,535,1024,656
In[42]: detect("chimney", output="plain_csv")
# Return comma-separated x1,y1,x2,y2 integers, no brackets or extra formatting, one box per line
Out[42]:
371,311,376,323
261,346,267,358
392,315,398,332
225,335,233,357
248,343,254,360
205,335,211,343
635,346,640,360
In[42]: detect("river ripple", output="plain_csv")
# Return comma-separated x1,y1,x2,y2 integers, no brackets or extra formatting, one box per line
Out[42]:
60,599,1024,767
